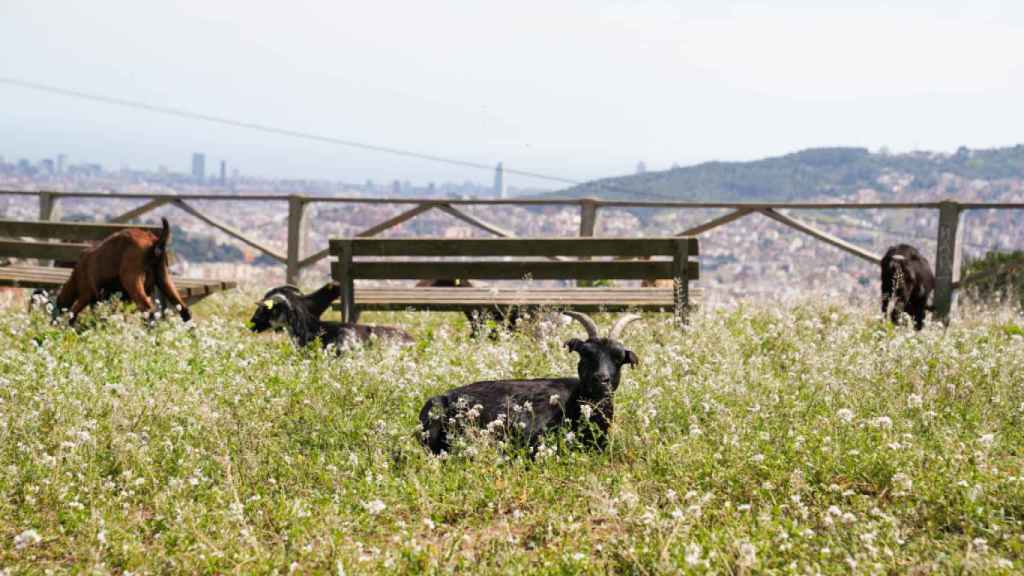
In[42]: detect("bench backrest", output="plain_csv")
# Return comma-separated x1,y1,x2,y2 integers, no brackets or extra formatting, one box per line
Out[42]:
328,237,699,320
329,237,699,281
0,219,162,262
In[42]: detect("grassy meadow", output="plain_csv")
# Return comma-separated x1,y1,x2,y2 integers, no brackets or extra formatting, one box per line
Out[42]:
1,290,1024,574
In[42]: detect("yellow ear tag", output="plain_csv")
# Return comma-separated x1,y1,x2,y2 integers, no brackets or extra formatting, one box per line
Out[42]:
263,299,275,310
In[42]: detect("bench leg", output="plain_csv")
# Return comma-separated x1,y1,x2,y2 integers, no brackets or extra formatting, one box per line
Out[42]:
672,239,691,328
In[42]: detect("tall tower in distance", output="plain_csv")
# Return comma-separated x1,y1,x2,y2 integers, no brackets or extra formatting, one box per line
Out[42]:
191,153,206,181
219,160,227,184
493,162,506,199
56,154,67,174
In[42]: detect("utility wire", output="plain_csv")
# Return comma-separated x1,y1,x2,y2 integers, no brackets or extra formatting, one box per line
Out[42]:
0,76,594,187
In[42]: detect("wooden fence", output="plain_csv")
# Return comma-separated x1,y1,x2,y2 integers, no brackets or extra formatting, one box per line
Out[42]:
2,189,1022,321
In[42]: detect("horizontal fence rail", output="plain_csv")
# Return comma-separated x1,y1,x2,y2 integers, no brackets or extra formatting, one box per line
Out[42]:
3,189,1024,321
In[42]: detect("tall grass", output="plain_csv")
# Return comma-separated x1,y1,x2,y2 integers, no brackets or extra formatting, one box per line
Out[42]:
1,293,1023,574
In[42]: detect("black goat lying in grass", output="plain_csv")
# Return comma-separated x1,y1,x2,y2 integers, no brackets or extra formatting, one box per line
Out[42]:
418,311,640,456
249,282,414,349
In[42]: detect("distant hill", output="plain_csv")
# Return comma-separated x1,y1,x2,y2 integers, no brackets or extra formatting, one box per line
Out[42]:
552,145,1024,202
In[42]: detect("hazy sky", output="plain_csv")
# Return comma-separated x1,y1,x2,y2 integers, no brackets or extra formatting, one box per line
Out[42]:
2,1,1022,189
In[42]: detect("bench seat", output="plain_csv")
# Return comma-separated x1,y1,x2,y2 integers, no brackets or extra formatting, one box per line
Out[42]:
0,218,237,306
0,264,237,305
340,286,704,313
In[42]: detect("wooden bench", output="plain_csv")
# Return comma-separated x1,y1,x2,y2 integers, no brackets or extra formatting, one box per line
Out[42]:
329,237,700,323
0,219,237,304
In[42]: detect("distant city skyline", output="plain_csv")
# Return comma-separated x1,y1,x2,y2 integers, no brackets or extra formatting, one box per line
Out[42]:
3,1,1023,189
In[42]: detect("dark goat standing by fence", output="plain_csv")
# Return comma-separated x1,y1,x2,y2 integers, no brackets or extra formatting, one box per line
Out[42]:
415,278,520,338
881,244,936,330
250,282,413,349
418,311,640,456
53,218,191,324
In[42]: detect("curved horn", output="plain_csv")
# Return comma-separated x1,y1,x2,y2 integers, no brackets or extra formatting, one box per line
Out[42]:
563,311,599,340
608,314,642,340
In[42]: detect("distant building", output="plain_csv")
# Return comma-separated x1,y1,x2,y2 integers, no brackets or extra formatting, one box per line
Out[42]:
56,154,67,174
636,161,647,174
494,162,506,199
192,153,206,181
40,159,55,174
219,160,227,184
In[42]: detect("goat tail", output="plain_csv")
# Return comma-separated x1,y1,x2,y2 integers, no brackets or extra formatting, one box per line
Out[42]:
151,218,191,322
154,217,171,259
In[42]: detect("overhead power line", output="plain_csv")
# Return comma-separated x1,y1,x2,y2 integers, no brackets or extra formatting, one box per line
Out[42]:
0,76,589,186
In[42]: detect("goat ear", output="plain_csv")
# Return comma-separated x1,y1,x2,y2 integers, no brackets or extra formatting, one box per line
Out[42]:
564,338,585,353
625,350,639,366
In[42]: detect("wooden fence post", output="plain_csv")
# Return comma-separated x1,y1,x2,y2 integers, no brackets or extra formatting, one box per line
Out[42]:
578,198,599,287
38,191,59,222
933,200,963,324
36,191,60,266
286,195,308,285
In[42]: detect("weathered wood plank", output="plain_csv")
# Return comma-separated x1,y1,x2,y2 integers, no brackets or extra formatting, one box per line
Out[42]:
110,199,172,223
673,238,691,323
0,219,161,241
933,201,962,322
173,200,288,263
328,287,704,312
437,204,514,237
0,264,236,303
286,195,308,284
356,203,438,237
330,260,699,280
676,208,754,236
328,237,700,257
0,239,88,261
758,209,882,264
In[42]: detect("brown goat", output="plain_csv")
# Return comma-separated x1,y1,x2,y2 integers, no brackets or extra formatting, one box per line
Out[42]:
55,218,191,324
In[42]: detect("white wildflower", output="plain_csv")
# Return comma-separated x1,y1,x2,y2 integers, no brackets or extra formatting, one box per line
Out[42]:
892,472,913,494
836,408,854,423
972,537,989,554
580,405,593,421
549,394,560,406
751,453,765,464
363,499,386,515
872,416,893,429
907,394,923,408
978,433,995,448
14,529,41,549
737,541,757,567
685,542,702,566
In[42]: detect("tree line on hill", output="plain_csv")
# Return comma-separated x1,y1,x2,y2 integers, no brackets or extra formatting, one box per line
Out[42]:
555,145,1024,202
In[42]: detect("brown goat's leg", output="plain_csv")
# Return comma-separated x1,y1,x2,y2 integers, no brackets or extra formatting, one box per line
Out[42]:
67,296,92,325
123,275,156,316
155,266,191,322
